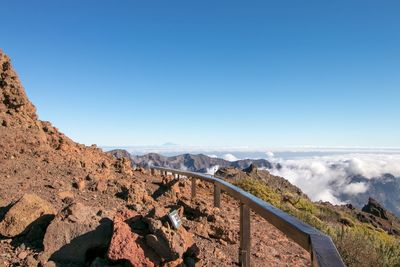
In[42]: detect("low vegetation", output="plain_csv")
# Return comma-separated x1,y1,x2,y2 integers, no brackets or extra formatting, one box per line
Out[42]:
234,178,400,267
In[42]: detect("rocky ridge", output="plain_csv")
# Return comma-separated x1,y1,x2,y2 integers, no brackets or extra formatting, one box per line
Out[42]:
109,150,274,173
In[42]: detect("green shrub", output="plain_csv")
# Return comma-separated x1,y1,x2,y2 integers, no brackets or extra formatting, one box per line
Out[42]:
235,178,281,207
331,226,400,267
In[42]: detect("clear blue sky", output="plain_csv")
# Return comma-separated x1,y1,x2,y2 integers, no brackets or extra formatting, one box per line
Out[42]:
2,1,400,147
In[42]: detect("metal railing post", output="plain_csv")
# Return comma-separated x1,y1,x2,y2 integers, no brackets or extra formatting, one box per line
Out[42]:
191,177,197,200
150,168,155,175
214,183,221,208
239,203,251,267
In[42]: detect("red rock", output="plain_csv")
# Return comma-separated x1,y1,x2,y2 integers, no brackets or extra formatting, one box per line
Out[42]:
107,210,156,267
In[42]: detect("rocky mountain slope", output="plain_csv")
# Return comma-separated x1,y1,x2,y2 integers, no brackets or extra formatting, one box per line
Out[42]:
0,50,311,267
109,150,274,173
217,165,400,236
217,165,400,266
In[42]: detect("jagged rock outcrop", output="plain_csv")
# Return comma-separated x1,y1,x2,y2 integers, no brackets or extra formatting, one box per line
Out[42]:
243,163,258,175
355,197,400,235
362,197,389,220
0,52,37,121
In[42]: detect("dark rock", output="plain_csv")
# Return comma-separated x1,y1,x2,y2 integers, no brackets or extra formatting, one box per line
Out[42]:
362,197,389,220
242,164,258,175
184,256,196,267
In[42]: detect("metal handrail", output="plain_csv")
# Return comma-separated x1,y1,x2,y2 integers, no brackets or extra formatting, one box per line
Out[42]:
150,166,345,267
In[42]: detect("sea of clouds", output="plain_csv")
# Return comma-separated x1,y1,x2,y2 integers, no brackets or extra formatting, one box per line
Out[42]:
203,151,400,204
264,153,400,204
103,145,400,205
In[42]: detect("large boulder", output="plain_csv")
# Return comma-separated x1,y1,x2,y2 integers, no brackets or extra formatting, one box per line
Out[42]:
146,226,195,261
107,210,157,266
0,194,55,237
144,206,196,262
42,202,112,265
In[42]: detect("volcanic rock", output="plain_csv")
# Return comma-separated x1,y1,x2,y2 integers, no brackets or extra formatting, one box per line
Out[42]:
0,194,55,238
107,210,156,267
115,180,154,206
42,202,112,265
0,52,37,120
144,206,196,261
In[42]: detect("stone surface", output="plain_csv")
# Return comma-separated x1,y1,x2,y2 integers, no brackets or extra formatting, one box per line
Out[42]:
115,181,154,206
0,194,55,237
17,251,28,260
57,191,74,200
42,202,112,265
24,255,39,267
107,210,156,266
145,207,195,261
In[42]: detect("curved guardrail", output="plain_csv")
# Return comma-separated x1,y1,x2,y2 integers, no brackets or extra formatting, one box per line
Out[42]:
150,166,345,267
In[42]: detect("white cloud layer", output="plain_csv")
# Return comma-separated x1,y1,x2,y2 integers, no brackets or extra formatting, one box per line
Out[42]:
267,154,400,204
342,182,369,195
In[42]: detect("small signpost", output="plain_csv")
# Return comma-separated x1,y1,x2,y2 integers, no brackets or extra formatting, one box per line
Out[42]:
168,210,182,229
